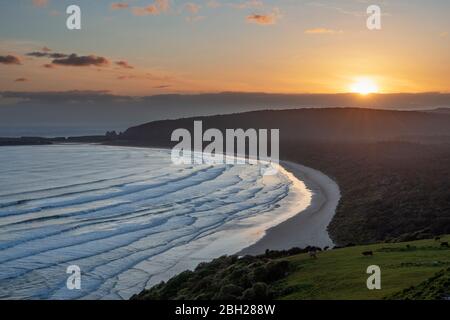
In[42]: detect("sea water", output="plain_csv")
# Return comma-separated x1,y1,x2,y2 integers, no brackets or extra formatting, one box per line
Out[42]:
0,144,310,300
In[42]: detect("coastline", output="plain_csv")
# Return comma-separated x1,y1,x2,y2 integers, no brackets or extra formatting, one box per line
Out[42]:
15,142,341,253
1,142,342,253
108,145,341,254
0,143,341,299
241,161,340,255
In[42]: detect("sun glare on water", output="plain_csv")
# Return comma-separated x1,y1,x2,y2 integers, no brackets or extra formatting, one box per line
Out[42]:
350,78,380,95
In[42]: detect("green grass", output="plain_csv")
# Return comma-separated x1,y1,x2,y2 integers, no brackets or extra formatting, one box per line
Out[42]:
132,235,450,300
276,235,450,300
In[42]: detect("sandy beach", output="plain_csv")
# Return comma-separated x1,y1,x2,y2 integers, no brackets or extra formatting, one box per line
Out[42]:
241,161,341,255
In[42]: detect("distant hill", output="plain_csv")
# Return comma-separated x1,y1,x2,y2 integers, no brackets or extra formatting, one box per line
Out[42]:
121,107,450,144
427,107,450,114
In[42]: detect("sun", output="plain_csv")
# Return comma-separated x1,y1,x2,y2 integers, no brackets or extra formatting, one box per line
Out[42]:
350,78,380,95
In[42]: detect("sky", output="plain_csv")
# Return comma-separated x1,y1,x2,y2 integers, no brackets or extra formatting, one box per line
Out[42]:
0,0,449,95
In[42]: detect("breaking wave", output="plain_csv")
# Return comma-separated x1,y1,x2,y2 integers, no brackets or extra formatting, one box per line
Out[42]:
0,144,310,300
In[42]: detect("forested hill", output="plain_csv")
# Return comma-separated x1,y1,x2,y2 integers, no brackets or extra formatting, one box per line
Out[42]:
120,107,450,145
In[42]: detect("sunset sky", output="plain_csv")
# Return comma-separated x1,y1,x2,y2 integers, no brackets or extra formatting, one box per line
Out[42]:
0,0,449,95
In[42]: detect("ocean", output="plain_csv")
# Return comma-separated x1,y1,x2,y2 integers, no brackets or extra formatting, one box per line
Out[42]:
0,144,310,299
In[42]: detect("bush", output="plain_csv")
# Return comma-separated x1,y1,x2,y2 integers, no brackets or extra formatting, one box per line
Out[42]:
214,284,244,300
132,254,293,300
252,282,270,300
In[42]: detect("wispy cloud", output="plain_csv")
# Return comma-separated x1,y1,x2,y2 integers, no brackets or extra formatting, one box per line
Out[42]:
156,0,170,12
132,5,160,16
183,2,204,22
117,75,137,80
304,28,343,35
185,3,201,14
0,90,121,104
132,0,170,16
14,77,28,82
0,55,21,65
27,51,68,58
25,49,112,68
52,54,110,67
32,0,49,8
111,2,129,10
246,8,280,25
115,60,134,69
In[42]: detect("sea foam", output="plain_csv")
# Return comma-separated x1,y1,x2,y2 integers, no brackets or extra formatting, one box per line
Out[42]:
0,145,310,299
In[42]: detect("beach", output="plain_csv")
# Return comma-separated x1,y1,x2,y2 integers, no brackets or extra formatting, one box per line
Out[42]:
0,145,313,299
241,161,341,255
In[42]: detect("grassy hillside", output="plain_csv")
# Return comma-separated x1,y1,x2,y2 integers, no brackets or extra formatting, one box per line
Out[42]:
277,236,450,299
132,235,450,300
386,267,450,300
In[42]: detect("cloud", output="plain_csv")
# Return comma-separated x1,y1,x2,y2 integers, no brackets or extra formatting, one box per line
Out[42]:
246,8,280,25
247,14,272,24
156,0,170,12
0,90,122,103
27,51,69,58
27,50,127,69
0,55,21,65
439,31,449,38
27,51,50,58
132,0,170,16
32,0,49,8
185,3,201,14
111,2,129,10
49,53,69,59
117,75,137,80
304,28,343,35
14,78,28,82
115,60,134,69
132,5,160,16
52,54,110,67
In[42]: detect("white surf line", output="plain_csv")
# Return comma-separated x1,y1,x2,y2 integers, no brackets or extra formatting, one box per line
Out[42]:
106,147,338,253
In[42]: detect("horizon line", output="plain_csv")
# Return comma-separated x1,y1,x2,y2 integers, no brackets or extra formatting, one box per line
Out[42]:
1,90,450,97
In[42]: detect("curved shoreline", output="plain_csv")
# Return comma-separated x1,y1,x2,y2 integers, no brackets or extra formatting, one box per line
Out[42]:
103,144,341,254
241,161,341,255
51,145,341,258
